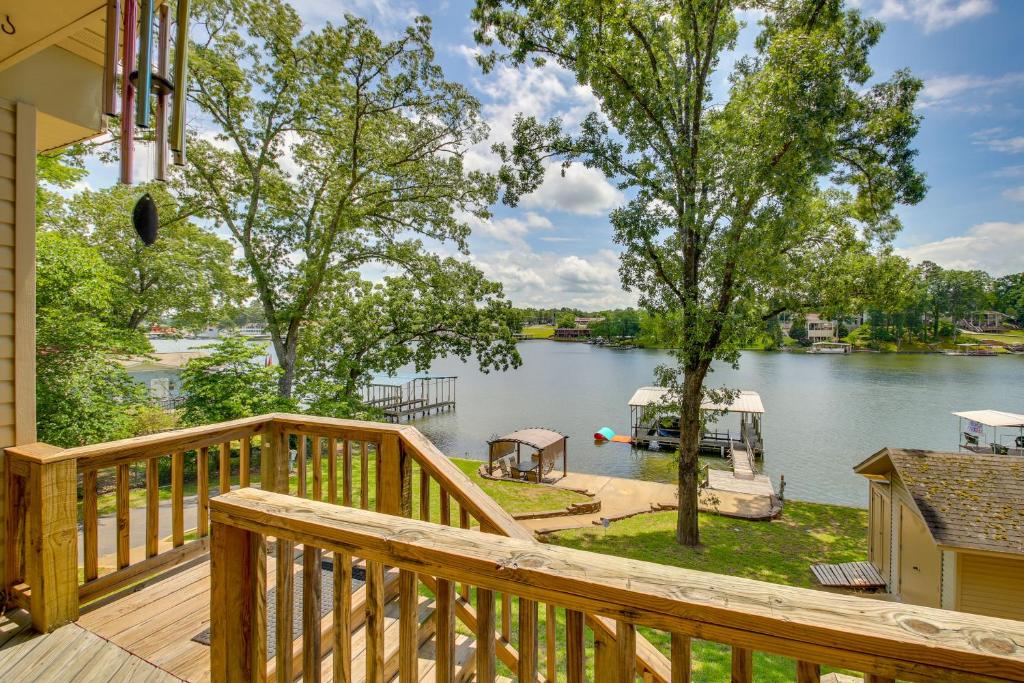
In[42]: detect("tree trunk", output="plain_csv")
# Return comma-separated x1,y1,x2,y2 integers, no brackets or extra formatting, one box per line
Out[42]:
277,342,297,399
675,369,705,546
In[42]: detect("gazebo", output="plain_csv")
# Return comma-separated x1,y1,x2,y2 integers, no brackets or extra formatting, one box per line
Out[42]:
488,428,568,482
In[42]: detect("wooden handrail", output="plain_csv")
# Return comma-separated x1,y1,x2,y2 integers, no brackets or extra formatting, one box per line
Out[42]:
211,488,1024,683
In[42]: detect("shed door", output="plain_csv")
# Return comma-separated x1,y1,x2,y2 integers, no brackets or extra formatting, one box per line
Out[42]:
898,504,941,607
869,486,890,579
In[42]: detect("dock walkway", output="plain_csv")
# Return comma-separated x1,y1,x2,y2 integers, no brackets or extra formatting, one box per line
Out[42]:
517,469,778,534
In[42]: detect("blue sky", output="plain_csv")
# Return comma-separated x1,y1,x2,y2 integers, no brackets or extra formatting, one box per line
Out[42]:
83,0,1024,309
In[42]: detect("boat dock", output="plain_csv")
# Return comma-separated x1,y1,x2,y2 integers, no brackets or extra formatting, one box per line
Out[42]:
361,376,457,422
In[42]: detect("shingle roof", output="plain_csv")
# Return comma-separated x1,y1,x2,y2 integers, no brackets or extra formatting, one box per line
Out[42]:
855,448,1024,556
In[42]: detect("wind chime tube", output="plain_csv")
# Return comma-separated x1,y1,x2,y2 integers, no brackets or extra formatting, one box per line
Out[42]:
170,0,190,166
135,0,155,128
155,3,170,181
119,0,138,184
102,0,120,117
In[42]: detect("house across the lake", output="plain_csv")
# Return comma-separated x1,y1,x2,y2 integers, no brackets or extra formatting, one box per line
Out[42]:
854,448,1024,621
117,351,208,409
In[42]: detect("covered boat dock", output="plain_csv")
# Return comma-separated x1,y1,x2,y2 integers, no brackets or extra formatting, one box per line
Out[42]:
954,409,1024,456
628,387,765,456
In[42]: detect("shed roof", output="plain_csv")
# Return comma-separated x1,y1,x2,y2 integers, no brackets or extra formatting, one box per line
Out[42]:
489,428,567,450
116,351,209,372
628,387,765,414
952,410,1024,428
854,448,1024,556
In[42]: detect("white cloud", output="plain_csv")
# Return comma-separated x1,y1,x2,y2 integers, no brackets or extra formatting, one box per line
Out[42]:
467,211,553,249
972,128,1024,154
471,248,635,309
866,0,995,32
994,165,1024,178
1002,186,1024,202
286,0,418,31
919,72,1024,110
897,222,1024,276
520,164,624,216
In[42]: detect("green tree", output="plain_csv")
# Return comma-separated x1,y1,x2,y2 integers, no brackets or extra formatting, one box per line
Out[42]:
788,314,809,346
185,0,506,399
474,0,926,544
36,232,151,447
179,336,296,425
993,273,1024,325
555,311,577,328
298,256,520,416
57,182,246,331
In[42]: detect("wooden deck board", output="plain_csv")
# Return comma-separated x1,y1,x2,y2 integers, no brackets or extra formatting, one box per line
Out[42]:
0,610,178,682
811,561,886,589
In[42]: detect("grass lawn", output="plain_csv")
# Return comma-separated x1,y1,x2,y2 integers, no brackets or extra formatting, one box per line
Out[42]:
521,324,556,339
960,330,1024,344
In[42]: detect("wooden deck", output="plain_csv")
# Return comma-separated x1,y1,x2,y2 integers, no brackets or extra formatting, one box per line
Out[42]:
811,561,887,589
64,553,488,682
0,608,178,681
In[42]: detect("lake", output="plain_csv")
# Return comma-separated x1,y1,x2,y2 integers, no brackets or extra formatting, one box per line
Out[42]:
154,338,1024,508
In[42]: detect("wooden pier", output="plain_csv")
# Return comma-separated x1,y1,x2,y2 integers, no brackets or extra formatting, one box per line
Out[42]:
361,376,457,423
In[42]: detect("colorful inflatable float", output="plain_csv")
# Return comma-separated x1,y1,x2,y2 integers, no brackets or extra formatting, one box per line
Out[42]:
593,427,632,443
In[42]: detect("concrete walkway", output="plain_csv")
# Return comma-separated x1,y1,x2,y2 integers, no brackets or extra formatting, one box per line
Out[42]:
517,469,778,534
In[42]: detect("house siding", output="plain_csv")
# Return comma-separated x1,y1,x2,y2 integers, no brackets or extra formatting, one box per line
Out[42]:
0,97,36,591
957,552,1024,621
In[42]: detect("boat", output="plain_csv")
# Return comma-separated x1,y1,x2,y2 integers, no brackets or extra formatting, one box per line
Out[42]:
808,341,852,354
953,409,1024,456
944,343,997,356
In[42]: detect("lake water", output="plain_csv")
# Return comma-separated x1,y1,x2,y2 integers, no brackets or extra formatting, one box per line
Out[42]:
154,338,1024,508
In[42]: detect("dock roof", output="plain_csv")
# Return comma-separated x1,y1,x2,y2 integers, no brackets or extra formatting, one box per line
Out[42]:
952,410,1024,428
628,387,765,414
854,448,1024,556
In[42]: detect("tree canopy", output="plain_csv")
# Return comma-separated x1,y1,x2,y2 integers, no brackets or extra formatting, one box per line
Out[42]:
473,0,926,544
185,0,518,403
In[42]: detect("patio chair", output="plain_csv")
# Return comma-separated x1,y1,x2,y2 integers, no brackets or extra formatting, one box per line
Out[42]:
496,456,513,479
963,432,979,446
991,443,1009,455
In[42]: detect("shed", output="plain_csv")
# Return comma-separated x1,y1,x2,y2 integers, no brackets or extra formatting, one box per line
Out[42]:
853,448,1024,620
488,428,568,482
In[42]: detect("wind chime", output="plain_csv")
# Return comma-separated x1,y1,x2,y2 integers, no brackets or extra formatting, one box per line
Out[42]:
103,0,191,245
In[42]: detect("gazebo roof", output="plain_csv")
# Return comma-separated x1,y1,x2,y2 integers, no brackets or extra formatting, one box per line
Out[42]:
489,428,567,450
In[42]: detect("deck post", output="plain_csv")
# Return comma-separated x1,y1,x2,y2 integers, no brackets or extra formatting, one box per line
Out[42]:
377,434,407,517
21,453,79,632
210,518,267,682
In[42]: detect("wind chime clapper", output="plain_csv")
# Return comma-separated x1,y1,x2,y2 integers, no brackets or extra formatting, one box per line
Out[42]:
104,0,191,186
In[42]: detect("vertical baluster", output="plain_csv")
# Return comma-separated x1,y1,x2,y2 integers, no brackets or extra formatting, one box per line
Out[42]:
172,451,184,547
276,540,295,683
546,604,557,683
360,442,369,509
220,441,231,495
459,506,470,600
313,436,323,501
594,628,615,683
240,436,251,488
518,598,538,683
116,463,130,569
303,545,323,683
440,488,450,526
198,447,209,537
83,469,98,581
565,609,584,683
399,569,418,683
731,647,753,683
670,634,691,683
333,551,352,683
617,621,636,683
501,593,511,641
476,588,495,683
366,560,385,683
435,578,455,683
343,439,353,506
328,436,338,504
296,434,306,498
146,457,159,557
797,662,820,683
419,468,430,522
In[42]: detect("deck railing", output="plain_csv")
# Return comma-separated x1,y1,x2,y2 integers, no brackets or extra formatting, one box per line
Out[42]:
2,413,668,681
210,487,1024,683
